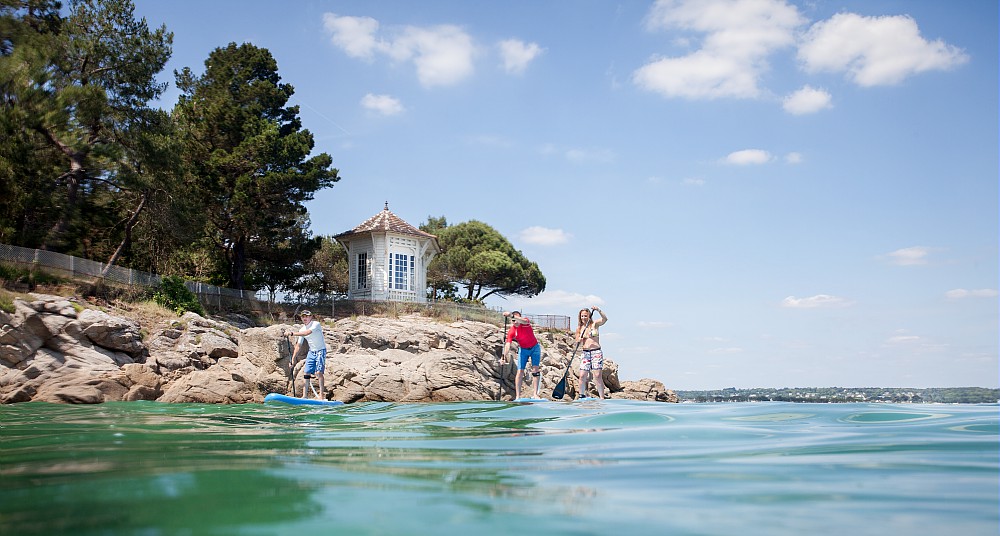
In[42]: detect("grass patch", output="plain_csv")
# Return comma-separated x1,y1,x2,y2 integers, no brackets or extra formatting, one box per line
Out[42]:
0,288,15,313
0,262,68,288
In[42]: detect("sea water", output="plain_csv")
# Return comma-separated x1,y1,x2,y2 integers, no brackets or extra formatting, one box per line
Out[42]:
1,400,996,535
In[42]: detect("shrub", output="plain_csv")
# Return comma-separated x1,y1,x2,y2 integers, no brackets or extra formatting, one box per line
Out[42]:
0,263,63,287
153,275,204,316
0,289,14,314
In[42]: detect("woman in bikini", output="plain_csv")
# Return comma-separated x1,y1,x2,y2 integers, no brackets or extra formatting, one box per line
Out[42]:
575,307,608,399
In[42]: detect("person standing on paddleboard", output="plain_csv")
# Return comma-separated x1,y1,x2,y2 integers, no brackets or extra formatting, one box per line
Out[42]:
576,307,608,399
503,311,542,400
286,310,327,399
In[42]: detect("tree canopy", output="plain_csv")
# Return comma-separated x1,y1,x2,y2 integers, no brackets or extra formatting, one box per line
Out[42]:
0,1,342,299
171,42,339,290
422,218,546,302
0,0,174,259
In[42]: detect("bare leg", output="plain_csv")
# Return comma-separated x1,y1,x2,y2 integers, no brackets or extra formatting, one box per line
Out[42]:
594,368,607,399
578,370,589,399
318,374,326,399
531,365,541,397
515,369,524,400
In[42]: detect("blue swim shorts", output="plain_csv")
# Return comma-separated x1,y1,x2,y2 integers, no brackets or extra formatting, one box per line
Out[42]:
304,348,327,375
518,344,541,370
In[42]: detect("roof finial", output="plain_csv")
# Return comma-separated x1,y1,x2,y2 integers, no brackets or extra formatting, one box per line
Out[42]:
384,201,389,211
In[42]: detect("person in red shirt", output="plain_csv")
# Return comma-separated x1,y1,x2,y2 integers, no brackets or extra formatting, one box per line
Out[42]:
503,311,542,399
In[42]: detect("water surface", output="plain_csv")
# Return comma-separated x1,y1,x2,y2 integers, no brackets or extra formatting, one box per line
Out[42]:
1,400,996,535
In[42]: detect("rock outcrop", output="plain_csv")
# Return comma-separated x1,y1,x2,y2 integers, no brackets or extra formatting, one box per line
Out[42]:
0,294,678,404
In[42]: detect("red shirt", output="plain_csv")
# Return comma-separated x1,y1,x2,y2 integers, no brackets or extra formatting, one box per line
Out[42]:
506,322,538,349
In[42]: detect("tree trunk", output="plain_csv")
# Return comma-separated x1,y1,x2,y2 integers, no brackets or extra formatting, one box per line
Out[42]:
100,191,148,278
231,237,247,290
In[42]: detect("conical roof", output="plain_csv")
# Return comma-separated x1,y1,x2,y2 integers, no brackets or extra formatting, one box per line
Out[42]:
334,203,439,246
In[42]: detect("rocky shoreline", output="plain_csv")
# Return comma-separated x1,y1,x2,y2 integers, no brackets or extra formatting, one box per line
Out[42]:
0,294,677,404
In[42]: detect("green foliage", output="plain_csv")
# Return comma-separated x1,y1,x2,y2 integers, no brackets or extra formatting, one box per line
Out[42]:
0,262,63,286
153,275,203,316
172,42,339,291
0,263,25,282
0,0,173,254
426,220,545,301
287,235,348,301
1,3,339,295
420,215,448,235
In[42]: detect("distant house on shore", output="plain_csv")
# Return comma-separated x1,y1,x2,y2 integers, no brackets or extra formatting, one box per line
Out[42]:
333,203,440,303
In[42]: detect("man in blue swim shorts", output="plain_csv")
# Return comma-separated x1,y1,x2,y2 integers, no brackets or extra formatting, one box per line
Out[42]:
287,310,327,399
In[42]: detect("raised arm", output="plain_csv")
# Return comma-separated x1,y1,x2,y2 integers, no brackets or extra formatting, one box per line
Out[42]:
592,307,607,327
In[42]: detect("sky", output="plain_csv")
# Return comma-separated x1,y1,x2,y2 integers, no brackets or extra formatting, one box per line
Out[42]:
131,0,998,390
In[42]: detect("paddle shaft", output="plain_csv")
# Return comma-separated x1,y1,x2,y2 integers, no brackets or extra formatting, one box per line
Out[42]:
499,315,508,401
285,335,295,395
552,309,594,399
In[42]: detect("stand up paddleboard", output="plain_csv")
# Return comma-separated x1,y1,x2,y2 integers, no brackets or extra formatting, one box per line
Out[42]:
264,393,345,407
513,397,549,403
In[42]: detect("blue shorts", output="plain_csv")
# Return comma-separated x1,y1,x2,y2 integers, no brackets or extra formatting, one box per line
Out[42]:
580,349,603,371
304,348,327,375
518,344,541,370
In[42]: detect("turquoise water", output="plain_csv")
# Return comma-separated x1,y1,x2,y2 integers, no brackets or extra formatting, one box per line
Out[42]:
1,400,997,535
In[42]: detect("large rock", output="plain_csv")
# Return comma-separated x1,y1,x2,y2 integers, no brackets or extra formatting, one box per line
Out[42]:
0,295,678,404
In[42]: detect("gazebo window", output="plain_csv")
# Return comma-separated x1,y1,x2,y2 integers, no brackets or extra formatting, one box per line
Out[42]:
356,252,369,289
390,252,414,291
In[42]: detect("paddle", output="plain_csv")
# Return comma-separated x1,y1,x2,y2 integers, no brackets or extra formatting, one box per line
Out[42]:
551,309,594,400
284,333,296,396
498,314,508,401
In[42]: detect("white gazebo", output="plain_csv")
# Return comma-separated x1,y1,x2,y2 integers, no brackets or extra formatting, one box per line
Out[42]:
333,203,440,303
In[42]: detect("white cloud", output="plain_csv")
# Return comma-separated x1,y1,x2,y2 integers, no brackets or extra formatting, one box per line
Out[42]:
782,85,832,114
945,288,998,299
390,25,477,87
323,13,476,87
498,39,543,74
541,144,616,164
634,0,805,99
723,149,773,165
467,134,513,148
519,226,571,246
885,246,932,266
506,290,604,313
798,13,969,87
885,334,922,345
881,330,948,352
784,152,803,164
322,13,381,60
638,320,674,329
684,177,706,185
360,93,404,115
709,347,744,354
565,147,616,164
781,294,851,308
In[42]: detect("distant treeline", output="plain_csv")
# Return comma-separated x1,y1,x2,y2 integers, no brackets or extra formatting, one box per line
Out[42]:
675,387,999,404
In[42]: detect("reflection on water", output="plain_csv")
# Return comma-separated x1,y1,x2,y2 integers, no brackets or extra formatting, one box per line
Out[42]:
1,401,996,535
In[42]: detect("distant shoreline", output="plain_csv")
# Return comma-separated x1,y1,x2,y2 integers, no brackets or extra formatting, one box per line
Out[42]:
675,387,999,404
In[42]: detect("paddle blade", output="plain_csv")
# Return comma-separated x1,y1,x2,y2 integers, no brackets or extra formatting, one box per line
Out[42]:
552,375,567,399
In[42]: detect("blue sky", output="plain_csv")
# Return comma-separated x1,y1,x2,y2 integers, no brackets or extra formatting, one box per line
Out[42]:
132,0,998,389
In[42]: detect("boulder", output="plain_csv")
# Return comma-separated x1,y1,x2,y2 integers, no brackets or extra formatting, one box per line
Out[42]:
0,294,678,404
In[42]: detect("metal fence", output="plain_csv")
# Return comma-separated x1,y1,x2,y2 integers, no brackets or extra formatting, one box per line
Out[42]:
0,243,259,310
0,243,571,329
